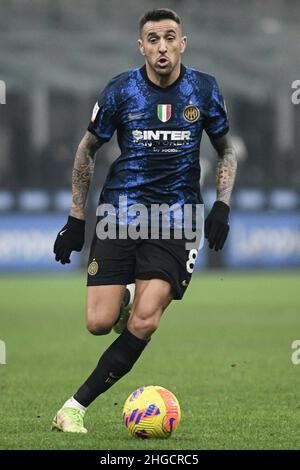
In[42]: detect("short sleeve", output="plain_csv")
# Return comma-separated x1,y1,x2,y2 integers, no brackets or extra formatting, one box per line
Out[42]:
203,78,229,138
87,81,118,142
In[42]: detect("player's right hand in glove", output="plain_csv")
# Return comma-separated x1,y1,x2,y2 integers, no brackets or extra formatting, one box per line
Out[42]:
54,216,85,264
204,201,230,251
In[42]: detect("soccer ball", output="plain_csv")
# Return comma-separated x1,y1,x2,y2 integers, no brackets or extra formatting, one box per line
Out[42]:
123,385,181,439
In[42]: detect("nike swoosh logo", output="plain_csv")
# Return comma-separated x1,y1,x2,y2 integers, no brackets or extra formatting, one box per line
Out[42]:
128,113,145,119
59,229,67,236
108,372,120,380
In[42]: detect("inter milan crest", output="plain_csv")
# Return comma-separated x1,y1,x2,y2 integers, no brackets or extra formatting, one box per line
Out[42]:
183,104,200,123
157,104,172,122
88,259,99,276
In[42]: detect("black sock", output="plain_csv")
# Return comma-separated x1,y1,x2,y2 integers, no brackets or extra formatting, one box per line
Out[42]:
74,328,149,407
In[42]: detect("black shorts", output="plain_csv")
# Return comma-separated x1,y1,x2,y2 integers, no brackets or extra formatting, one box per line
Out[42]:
86,232,200,300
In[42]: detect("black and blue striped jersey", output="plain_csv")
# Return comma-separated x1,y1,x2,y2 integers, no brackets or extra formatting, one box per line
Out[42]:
88,64,229,217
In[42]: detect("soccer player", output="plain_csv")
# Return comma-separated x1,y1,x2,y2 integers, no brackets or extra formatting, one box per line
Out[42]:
52,8,237,433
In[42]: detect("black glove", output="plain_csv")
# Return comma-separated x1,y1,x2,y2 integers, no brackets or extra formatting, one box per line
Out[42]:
54,216,85,264
205,201,230,251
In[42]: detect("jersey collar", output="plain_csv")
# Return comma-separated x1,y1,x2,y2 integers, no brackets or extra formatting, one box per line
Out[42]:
140,63,186,92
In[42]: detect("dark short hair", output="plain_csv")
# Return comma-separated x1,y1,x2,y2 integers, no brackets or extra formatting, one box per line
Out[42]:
139,8,181,35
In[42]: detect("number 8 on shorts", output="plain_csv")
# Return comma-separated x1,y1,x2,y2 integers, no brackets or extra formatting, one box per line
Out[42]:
186,249,198,274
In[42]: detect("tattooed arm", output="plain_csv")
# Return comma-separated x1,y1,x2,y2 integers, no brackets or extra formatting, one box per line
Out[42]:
209,133,237,205
70,131,102,220
203,133,237,251
53,131,102,264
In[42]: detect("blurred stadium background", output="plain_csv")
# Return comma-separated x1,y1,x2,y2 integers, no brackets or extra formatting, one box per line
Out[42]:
0,0,300,272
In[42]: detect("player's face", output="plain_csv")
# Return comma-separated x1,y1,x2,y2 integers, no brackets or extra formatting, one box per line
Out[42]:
138,20,187,77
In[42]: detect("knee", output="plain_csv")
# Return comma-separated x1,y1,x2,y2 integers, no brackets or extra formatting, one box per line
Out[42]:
86,304,115,335
86,318,113,336
128,305,162,339
128,315,160,338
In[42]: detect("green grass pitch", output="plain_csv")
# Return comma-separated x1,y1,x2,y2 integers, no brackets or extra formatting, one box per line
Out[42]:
0,271,300,450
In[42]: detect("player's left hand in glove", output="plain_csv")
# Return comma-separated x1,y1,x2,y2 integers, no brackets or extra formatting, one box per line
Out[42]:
205,201,230,251
54,216,85,264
